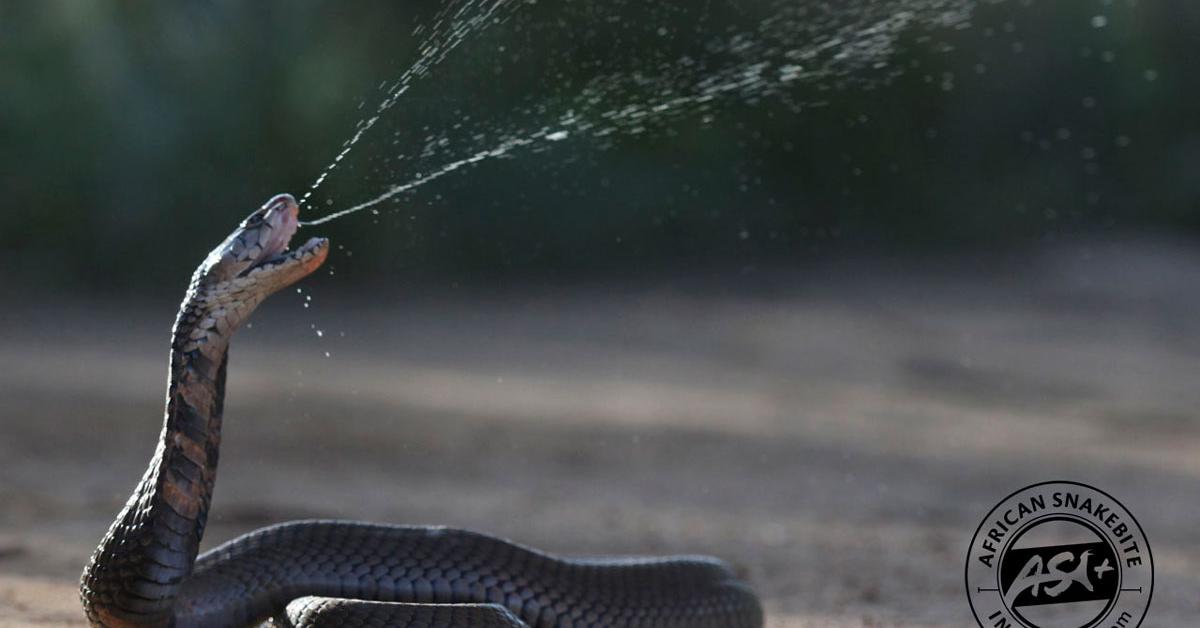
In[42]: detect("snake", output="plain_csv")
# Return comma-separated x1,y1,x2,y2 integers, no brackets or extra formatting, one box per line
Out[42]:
78,194,764,628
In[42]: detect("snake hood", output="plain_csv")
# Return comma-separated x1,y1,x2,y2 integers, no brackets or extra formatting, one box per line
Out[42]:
80,194,328,628
82,197,762,628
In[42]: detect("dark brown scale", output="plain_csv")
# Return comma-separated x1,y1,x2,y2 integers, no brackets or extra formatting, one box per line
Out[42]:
80,197,763,627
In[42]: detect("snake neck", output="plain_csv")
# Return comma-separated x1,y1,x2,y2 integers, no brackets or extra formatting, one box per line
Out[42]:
81,289,235,628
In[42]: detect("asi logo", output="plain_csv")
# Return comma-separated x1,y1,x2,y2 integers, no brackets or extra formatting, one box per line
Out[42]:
966,481,1152,628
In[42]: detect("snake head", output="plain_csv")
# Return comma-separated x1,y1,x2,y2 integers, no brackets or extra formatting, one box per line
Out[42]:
194,193,329,308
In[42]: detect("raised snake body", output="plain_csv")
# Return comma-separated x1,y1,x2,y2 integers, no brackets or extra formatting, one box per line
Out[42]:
79,195,764,627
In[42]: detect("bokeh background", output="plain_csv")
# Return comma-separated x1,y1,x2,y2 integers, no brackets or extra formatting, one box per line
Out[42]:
2,0,1198,290
2,1,1199,626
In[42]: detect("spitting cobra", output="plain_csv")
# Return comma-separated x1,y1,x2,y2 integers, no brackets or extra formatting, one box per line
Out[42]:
79,194,764,628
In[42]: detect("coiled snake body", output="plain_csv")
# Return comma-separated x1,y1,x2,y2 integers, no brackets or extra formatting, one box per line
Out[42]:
79,195,764,627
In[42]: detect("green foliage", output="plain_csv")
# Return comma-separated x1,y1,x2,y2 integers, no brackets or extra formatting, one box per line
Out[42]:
0,0,1195,290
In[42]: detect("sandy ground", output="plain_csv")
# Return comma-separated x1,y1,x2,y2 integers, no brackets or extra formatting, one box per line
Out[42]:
1,237,1198,627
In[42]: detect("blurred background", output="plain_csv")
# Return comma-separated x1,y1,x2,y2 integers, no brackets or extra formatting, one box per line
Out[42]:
1,0,1198,626
2,0,1197,290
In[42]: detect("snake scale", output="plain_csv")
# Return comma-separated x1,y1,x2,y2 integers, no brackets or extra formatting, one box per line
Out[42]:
79,194,764,627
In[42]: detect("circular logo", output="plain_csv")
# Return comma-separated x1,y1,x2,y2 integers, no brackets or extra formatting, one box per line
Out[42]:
966,481,1153,628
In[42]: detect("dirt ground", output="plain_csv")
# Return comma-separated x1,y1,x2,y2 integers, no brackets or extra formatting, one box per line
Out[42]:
1,237,1198,627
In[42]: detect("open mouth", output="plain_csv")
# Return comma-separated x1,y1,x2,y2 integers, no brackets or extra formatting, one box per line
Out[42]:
245,236,328,276
239,194,329,278
258,193,300,258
